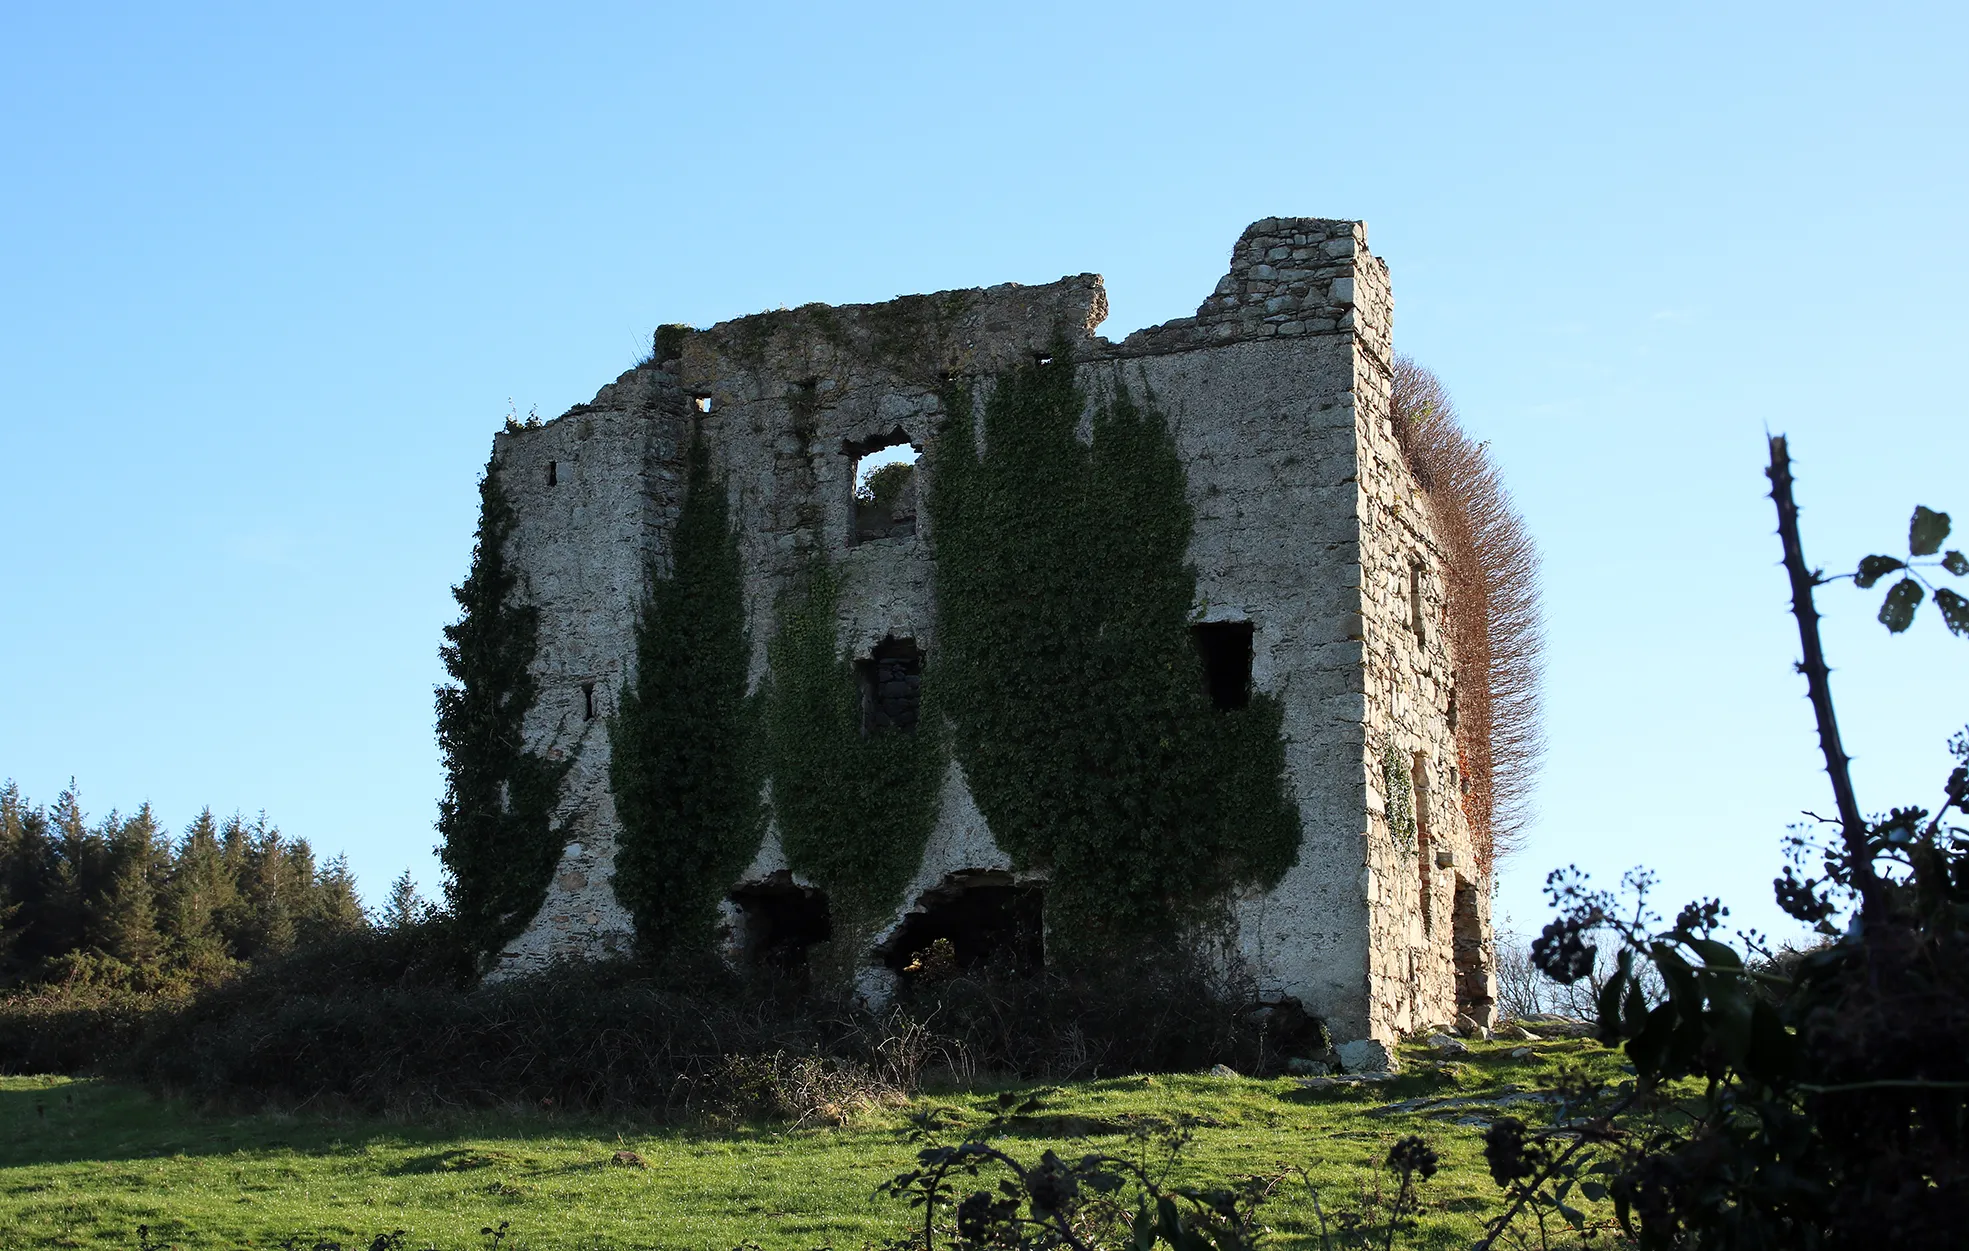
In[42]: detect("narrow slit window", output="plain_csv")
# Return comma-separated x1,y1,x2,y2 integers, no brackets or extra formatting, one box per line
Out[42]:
1409,563,1427,639
547,460,558,486
693,394,713,413
1190,621,1254,711
581,682,596,721
1412,753,1433,931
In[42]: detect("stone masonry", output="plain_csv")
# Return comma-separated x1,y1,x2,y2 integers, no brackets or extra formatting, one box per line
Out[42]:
479,218,1495,1052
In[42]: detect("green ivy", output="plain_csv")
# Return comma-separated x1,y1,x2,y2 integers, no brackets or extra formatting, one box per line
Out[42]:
1382,742,1416,851
436,459,573,957
764,560,943,941
608,433,765,957
927,354,1301,950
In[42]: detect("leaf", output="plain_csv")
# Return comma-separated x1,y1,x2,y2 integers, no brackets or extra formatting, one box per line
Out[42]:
1855,554,1905,588
1580,1181,1610,1202
1945,551,1969,577
1687,937,1743,970
1911,505,1951,556
1937,588,1969,637
1879,578,1924,632
1559,1202,1586,1229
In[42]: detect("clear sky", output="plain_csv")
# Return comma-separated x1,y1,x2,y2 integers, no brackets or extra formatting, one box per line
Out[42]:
3,2,1964,948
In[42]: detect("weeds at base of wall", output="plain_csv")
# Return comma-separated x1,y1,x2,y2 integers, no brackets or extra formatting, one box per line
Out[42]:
0,924,1306,1116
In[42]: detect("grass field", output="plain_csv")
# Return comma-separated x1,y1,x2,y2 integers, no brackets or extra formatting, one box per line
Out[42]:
0,1037,1620,1250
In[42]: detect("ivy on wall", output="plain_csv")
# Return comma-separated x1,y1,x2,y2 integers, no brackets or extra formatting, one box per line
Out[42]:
608,432,765,958
763,560,943,945
1382,742,1417,851
927,354,1302,950
436,459,573,957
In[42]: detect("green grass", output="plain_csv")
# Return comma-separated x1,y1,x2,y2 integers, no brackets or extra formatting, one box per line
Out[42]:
0,1038,1626,1250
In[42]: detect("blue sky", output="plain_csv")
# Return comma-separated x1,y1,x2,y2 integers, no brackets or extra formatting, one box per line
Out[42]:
3,2,1964,946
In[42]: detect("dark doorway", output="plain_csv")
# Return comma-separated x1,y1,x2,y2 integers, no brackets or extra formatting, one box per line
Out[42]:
729,872,832,972
879,871,1044,977
858,637,923,733
1191,621,1254,711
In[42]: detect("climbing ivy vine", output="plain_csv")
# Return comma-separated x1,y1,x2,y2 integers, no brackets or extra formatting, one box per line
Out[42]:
927,353,1301,951
608,432,765,958
436,458,573,958
1382,742,1417,851
764,560,944,945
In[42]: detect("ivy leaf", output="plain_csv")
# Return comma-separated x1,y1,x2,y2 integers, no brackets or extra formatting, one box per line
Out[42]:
1580,1181,1610,1202
1910,505,1951,557
1854,555,1905,588
1944,550,1969,577
1879,578,1925,633
1937,588,1969,637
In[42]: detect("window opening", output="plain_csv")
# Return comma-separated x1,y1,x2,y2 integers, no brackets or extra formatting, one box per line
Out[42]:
845,429,920,544
1035,352,1054,366
547,460,558,486
858,637,923,733
1190,621,1254,711
1409,563,1427,640
879,871,1044,978
581,682,596,721
729,872,833,973
1451,877,1492,1026
693,394,713,413
1412,753,1433,932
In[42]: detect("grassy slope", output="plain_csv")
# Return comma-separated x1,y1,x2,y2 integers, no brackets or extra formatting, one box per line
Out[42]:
0,1038,1622,1250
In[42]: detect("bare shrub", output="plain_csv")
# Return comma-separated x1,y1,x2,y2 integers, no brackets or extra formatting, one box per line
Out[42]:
1389,359,1545,868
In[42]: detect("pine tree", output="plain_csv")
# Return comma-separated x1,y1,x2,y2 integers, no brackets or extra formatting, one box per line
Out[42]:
163,808,240,978
380,869,425,930
436,458,572,956
97,805,168,974
298,852,368,942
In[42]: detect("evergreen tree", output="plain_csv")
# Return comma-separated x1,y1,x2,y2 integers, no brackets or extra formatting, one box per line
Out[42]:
298,852,368,942
436,458,572,956
379,868,425,930
607,433,763,956
163,808,240,978
96,805,168,973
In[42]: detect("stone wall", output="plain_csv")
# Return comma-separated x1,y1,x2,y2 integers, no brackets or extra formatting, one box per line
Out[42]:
479,218,1491,1048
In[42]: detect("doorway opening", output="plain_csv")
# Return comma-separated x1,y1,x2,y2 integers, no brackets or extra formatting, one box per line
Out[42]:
729,872,833,972
878,871,1044,979
1451,876,1492,1025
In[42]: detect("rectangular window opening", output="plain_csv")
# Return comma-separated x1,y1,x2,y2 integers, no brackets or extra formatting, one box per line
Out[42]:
846,430,920,545
693,394,713,413
547,460,558,486
1191,621,1254,711
857,637,923,734
581,682,596,721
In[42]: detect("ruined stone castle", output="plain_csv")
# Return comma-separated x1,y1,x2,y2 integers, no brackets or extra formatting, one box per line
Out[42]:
477,218,1496,1053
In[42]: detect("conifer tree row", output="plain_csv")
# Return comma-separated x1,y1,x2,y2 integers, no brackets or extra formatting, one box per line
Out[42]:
0,782,365,992
435,458,572,957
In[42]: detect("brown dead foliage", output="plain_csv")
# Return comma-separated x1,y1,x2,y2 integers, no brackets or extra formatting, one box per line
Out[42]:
1389,358,1544,870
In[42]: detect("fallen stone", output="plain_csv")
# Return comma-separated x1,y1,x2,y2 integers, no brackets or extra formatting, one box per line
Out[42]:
1336,1038,1398,1074
1495,1022,1536,1041
1510,1047,1535,1060
1286,1057,1331,1077
1295,1073,1398,1091
1205,1063,1240,1079
1425,1032,1472,1058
